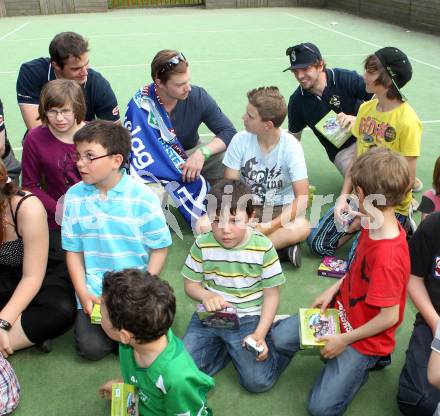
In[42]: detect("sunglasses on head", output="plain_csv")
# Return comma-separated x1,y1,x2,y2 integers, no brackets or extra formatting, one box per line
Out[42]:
285,44,319,60
158,52,187,74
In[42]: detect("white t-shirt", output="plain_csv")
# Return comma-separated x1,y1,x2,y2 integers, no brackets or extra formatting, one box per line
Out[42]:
223,129,308,206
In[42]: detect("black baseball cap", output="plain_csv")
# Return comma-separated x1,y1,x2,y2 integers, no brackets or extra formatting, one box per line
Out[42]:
374,47,412,89
283,42,322,72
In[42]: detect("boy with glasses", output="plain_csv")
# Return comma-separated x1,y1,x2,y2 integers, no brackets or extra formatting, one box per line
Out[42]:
62,120,172,361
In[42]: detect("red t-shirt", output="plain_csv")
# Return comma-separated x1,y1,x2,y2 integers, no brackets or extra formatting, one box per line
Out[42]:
333,223,410,356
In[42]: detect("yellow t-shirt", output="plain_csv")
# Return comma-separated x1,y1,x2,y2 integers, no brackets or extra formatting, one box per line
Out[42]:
352,99,423,215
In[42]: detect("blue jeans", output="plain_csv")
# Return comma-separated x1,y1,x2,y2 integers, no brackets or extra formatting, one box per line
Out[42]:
308,346,381,416
272,315,382,416
397,322,440,416
183,313,296,393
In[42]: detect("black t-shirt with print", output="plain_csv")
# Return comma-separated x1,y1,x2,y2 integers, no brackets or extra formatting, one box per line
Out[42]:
410,211,440,325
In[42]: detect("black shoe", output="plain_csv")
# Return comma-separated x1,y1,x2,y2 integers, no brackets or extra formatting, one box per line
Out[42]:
370,354,392,371
287,244,302,268
276,248,289,262
35,339,53,353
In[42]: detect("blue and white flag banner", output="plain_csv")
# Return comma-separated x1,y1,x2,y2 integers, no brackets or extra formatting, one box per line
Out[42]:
125,83,207,228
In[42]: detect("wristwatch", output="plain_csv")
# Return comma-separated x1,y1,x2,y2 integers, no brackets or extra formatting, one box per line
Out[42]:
0,319,11,331
199,146,212,161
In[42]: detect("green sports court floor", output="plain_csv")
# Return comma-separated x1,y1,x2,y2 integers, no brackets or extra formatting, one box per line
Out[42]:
1,5,440,415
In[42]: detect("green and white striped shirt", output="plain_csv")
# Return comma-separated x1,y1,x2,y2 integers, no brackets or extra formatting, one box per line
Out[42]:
182,230,285,317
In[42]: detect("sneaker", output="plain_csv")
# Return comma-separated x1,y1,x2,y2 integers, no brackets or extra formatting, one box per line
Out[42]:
412,177,423,193
276,248,288,262
410,197,420,211
370,354,392,371
287,244,302,268
273,314,290,323
35,339,53,353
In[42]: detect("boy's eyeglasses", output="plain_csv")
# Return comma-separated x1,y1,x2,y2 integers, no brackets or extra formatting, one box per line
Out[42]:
46,109,74,118
158,52,187,74
72,153,115,164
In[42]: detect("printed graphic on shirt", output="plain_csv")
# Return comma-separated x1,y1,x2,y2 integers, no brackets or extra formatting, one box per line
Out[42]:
336,299,353,332
358,115,397,146
348,256,370,307
57,152,80,187
241,157,283,205
435,256,440,279
335,253,371,333
329,94,341,108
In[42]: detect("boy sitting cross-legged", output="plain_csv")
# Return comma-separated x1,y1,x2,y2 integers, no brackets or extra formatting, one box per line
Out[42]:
62,120,172,361
182,179,293,393
198,86,310,267
273,147,411,416
99,269,215,416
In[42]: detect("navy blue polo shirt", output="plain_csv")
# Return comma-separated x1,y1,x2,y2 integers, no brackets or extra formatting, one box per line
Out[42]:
169,85,236,150
288,68,372,162
0,99,11,157
16,57,119,122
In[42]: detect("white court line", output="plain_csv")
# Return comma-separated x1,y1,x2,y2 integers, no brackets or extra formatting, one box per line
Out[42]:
0,22,30,41
0,54,367,75
11,121,440,152
1,27,306,43
284,12,440,71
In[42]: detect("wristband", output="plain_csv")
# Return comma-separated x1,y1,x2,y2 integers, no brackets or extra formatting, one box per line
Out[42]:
431,321,440,353
199,146,212,161
0,319,11,331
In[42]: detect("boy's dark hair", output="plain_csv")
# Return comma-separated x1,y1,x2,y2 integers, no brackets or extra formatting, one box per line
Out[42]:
364,54,401,100
351,147,410,209
73,120,131,167
102,269,176,344
207,179,254,217
49,32,89,68
247,86,287,128
38,79,86,124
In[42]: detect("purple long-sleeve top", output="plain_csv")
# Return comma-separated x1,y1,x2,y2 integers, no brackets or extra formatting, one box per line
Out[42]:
21,125,80,230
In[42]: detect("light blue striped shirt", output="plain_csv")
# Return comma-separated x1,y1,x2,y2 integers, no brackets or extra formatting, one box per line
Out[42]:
62,171,172,306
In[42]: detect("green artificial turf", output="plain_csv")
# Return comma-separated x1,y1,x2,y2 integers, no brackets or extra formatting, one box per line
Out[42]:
1,5,439,415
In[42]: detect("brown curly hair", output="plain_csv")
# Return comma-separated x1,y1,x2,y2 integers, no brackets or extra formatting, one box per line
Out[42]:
102,269,176,344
